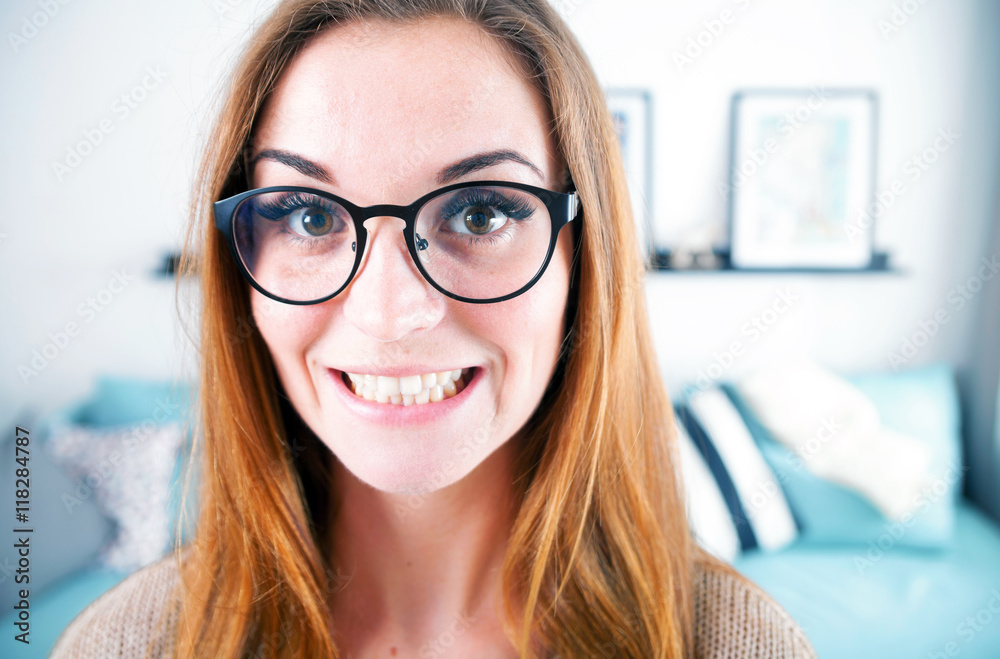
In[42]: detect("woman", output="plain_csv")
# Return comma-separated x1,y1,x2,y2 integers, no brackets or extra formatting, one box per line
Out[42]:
53,0,816,657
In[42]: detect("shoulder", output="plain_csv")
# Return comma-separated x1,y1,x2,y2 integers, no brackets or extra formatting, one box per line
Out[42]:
692,557,817,659
50,551,184,659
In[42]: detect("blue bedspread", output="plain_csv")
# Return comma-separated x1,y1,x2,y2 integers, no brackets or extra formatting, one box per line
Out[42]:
736,501,1000,659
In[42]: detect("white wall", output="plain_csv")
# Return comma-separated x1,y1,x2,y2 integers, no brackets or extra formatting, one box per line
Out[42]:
2,1,998,445
557,0,1000,395
0,0,273,428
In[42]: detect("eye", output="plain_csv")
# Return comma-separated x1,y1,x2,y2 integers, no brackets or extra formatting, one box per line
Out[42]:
455,205,507,236
436,188,535,237
288,206,337,237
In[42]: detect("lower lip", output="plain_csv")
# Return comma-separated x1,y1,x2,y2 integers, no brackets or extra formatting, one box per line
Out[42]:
326,366,481,425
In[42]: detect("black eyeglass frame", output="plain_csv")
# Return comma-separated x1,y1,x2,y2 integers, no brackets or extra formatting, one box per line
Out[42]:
213,180,581,305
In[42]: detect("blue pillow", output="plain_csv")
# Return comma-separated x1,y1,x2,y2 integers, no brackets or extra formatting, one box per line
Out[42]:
724,363,963,551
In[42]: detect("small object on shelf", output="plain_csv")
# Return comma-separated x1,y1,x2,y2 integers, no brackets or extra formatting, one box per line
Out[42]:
669,248,723,270
156,252,181,277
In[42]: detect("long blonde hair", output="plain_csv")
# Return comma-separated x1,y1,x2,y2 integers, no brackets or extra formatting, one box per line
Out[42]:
177,1,698,656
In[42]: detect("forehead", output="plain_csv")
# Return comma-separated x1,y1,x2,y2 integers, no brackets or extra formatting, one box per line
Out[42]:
252,17,558,198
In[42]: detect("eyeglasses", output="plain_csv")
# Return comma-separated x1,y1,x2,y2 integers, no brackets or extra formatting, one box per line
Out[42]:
213,180,580,305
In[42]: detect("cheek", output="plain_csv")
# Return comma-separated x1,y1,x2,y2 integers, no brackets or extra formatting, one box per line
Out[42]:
487,231,573,415
550,225,575,330
251,293,330,390
525,227,574,360
529,229,574,391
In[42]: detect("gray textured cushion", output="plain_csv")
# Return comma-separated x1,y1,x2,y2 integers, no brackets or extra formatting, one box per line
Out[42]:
0,428,113,610
46,422,185,571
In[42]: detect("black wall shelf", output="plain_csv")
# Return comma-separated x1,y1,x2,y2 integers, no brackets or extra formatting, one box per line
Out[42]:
648,250,902,274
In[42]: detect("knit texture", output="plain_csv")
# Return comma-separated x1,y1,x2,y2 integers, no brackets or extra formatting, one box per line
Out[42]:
51,554,817,658
51,553,181,658
692,562,817,658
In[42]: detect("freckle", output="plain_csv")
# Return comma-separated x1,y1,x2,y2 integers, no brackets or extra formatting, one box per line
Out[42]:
406,561,412,567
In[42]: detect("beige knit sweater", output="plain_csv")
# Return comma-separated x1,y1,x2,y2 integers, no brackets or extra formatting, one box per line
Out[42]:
50,554,817,658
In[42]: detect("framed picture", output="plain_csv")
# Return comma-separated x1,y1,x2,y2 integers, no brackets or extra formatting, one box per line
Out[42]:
727,89,878,270
606,89,654,263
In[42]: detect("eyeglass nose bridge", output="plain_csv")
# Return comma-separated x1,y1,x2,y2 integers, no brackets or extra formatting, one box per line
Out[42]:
355,202,416,220
348,203,432,289
349,198,428,242
348,201,425,252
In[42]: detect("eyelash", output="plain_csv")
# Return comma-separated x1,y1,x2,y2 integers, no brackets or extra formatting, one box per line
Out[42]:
438,189,535,223
253,193,339,221
437,188,535,247
253,193,345,243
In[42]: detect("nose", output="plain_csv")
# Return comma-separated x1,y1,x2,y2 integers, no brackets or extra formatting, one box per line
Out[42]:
340,217,447,342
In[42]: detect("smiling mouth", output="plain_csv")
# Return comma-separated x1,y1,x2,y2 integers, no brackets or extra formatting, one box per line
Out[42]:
341,367,474,405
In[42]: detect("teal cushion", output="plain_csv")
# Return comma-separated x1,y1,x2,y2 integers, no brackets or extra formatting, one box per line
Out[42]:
725,363,962,548
43,376,192,436
734,501,1000,659
85,376,191,428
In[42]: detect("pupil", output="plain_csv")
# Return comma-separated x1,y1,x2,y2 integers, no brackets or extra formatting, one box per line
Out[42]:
466,206,490,234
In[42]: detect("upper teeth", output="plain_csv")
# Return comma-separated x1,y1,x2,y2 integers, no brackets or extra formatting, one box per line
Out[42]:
345,368,471,405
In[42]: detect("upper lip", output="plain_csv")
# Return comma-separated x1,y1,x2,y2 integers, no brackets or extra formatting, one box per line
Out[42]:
330,365,476,377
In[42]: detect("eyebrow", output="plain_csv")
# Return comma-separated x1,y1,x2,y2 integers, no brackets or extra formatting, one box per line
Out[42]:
250,149,334,184
436,149,544,185
249,147,544,187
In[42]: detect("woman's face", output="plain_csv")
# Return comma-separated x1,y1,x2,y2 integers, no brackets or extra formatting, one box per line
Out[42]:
248,17,574,495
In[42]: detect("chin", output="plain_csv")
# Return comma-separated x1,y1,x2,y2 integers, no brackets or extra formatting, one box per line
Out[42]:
328,432,479,499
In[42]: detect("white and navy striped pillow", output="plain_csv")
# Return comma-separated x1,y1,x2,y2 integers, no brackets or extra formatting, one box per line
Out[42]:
673,417,742,562
674,387,799,561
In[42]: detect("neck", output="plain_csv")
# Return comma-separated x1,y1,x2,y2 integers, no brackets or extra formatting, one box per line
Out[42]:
326,441,519,647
